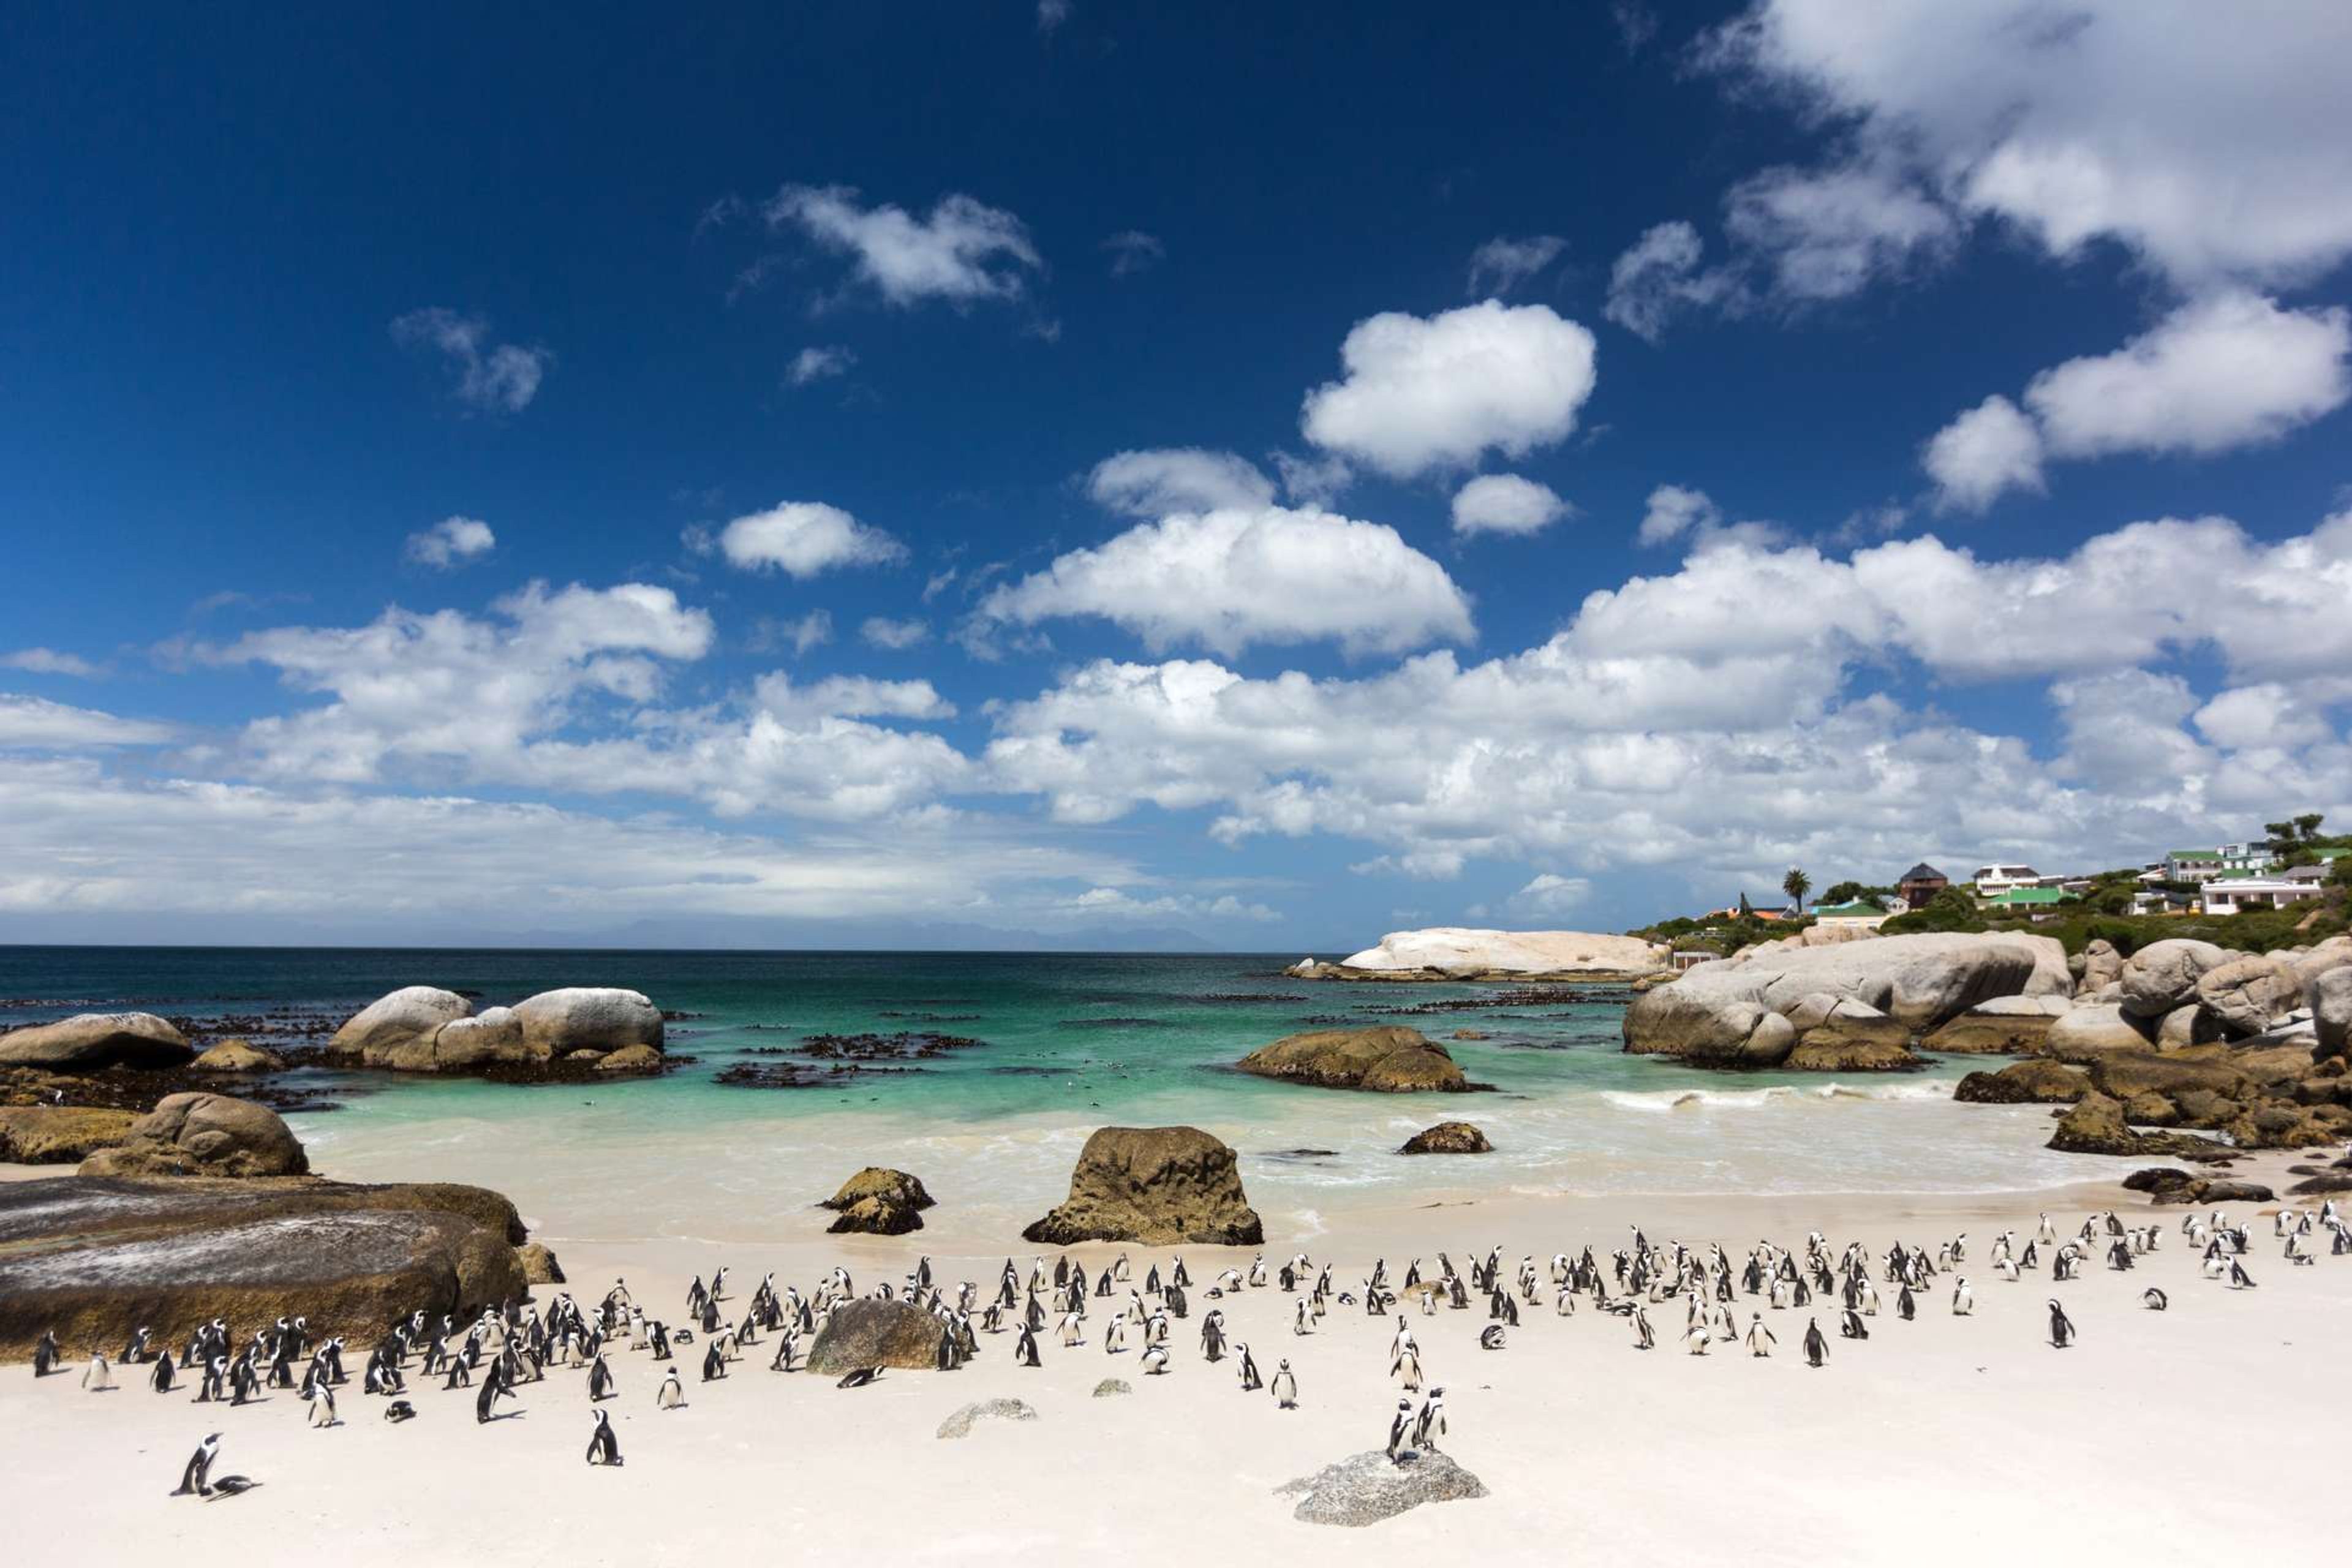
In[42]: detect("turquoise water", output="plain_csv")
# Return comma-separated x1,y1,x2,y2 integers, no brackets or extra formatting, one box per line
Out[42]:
0,946,2115,1237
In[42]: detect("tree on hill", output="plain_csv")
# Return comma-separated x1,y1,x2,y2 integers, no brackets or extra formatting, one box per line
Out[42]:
1782,867,1811,911
2296,812,2326,842
1821,880,1890,908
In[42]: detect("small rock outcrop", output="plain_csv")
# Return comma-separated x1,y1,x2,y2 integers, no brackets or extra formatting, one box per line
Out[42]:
2042,1004,2155,1061
1092,1377,1132,1397
2313,967,2352,1057
1398,1121,1492,1155
1022,1126,1263,1246
331,986,476,1064
821,1168,933,1235
1238,1026,1471,1092
512,987,665,1057
2046,1093,2231,1159
936,1398,1038,1439
327,986,666,1076
1278,1449,1490,1526
1953,1060,2090,1104
518,1242,565,1284
78,1093,307,1178
805,1297,952,1375
192,1040,283,1073
0,1012,194,1070
0,1106,138,1164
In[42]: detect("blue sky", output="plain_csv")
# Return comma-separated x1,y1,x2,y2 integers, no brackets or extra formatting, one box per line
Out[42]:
4,1,2350,949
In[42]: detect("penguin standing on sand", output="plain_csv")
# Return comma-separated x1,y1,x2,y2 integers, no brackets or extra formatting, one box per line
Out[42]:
2047,1298,2076,1348
1951,1277,1973,1316
1237,1343,1262,1392
81,1352,115,1391
1390,1337,1423,1392
1632,1306,1654,1350
585,1408,622,1466
474,1359,508,1424
1803,1318,1828,1368
151,1353,176,1394
307,1382,338,1428
172,1434,222,1496
1140,1345,1170,1376
2227,1259,2258,1290
1200,1310,1226,1363
1016,1324,1042,1368
701,1340,727,1382
1269,1359,1298,1409
587,1352,616,1402
1840,1308,1869,1341
1744,1314,1776,1358
657,1365,685,1409
34,1330,63,1378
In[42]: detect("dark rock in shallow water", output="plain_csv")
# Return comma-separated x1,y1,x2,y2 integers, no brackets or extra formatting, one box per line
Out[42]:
805,1297,950,1375
1237,1026,1475,1092
1398,1121,1492,1155
0,1175,529,1362
1277,1449,1489,1526
936,1397,1036,1438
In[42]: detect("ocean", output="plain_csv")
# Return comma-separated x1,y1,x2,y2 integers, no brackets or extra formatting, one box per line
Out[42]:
0,946,2115,1243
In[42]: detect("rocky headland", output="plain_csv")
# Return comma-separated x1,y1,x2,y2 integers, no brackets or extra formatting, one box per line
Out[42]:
1287,927,1668,983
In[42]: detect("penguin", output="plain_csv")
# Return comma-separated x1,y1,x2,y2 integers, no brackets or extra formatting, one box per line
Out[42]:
1386,1396,1415,1461
34,1330,62,1378
1390,1340,1423,1392
1269,1359,1298,1409
474,1359,508,1423
1950,1277,1973,1316
836,1367,881,1389
1016,1324,1042,1368
2228,1259,2258,1290
1632,1306,1654,1351
588,1352,616,1402
1803,1317,1828,1368
151,1353,176,1394
1839,1308,1869,1341
383,1400,416,1423
172,1434,221,1496
656,1364,686,1409
81,1352,115,1391
2047,1298,2076,1348
1237,1343,1262,1392
1292,1298,1313,1336
2143,1286,2168,1311
1480,1324,1507,1351
1200,1310,1227,1363
1411,1387,1446,1451
701,1340,727,1382
585,1408,622,1466
1140,1344,1170,1376
1744,1314,1776,1359
307,1382,338,1428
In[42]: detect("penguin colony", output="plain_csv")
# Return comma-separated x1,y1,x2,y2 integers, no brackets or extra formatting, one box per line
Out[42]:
23,1196,2342,1496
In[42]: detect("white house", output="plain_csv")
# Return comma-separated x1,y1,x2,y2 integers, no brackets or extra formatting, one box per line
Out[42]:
2199,877,2323,916
2167,843,2271,881
1970,864,2045,897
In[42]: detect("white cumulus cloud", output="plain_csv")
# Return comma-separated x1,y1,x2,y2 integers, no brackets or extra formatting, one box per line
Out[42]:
404,515,497,568
710,502,907,578
1300,301,1599,478
1085,448,1275,518
390,307,551,413
1452,475,1569,538
763,185,1041,308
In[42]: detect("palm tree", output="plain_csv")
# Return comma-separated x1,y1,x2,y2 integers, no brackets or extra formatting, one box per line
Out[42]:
1782,867,1811,913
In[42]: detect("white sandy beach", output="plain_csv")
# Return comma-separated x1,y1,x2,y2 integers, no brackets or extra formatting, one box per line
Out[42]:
6,1148,2342,1567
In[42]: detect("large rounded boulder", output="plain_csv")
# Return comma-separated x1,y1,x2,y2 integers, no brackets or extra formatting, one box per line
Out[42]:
2310,967,2352,1057
513,988,663,1057
1922,994,2071,1054
331,986,475,1068
2195,956,2304,1038
0,1012,192,1070
2119,940,2230,1019
1237,1026,1469,1091
806,1297,951,1374
821,1167,934,1235
1398,1121,1491,1155
1022,1126,1263,1246
1623,995,1796,1066
2042,1004,2155,1062
78,1092,307,1178
1953,1059,2091,1104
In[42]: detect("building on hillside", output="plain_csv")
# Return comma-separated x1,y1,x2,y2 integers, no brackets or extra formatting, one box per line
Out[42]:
2199,877,2325,916
2166,843,2270,881
2282,864,2331,884
1807,900,1890,931
1970,864,2045,897
1896,863,1948,907
2130,888,2190,916
1981,886,2078,919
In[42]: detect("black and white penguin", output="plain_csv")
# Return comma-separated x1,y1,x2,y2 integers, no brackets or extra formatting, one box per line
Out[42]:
1016,1324,1042,1368
171,1434,221,1496
701,1341,726,1382
81,1352,115,1391
307,1382,338,1428
1803,1317,1828,1368
1269,1359,1298,1409
1386,1396,1414,1460
1479,1324,1507,1351
2142,1286,2168,1311
151,1353,176,1394
836,1367,880,1389
2228,1259,2258,1290
588,1352,615,1402
1237,1343,1262,1392
585,1408,622,1466
383,1400,416,1423
2047,1298,2076,1348
1744,1314,1776,1358
1839,1308,1869,1341
473,1359,508,1423
1632,1306,1654,1350
1411,1387,1446,1450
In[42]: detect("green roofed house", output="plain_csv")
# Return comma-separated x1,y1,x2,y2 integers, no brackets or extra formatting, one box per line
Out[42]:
1983,886,2078,914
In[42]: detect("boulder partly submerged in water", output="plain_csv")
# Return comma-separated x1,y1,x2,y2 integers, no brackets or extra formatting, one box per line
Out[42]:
0,1012,194,1071
1398,1121,1492,1155
78,1092,307,1178
1278,1449,1489,1526
1623,932,2068,1069
1022,1126,1264,1246
0,1175,530,1363
328,986,665,1076
821,1168,933,1235
1238,1026,1472,1092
